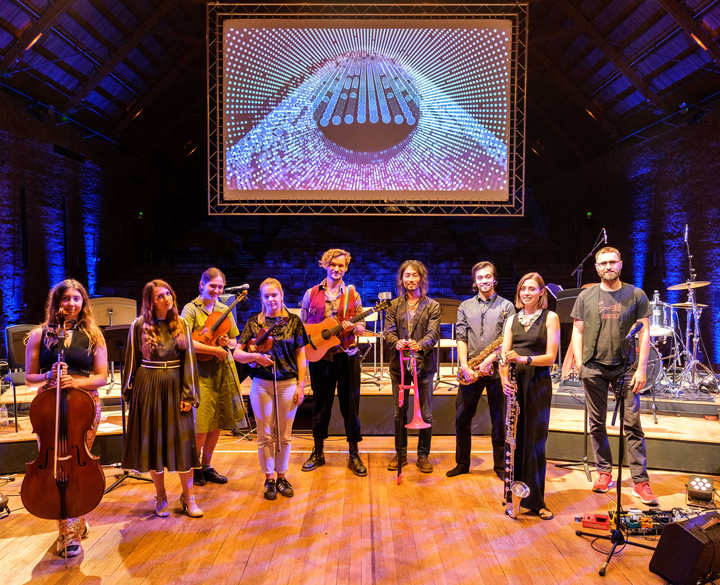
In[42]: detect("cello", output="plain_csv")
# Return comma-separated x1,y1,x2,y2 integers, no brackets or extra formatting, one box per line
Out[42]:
21,309,106,559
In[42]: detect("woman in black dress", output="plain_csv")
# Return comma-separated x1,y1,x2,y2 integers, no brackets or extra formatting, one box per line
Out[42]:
122,280,202,518
500,272,560,520
234,278,309,500
24,279,108,557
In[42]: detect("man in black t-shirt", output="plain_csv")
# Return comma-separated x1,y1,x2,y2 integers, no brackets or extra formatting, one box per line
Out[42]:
571,247,658,506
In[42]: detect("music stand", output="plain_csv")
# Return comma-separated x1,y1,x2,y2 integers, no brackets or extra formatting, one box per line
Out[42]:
90,297,137,394
102,325,152,494
553,288,592,482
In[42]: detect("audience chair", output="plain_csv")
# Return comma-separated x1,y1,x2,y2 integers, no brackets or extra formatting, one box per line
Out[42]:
434,298,462,389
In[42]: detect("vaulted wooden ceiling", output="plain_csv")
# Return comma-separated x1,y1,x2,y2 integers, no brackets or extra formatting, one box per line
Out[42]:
1,0,719,178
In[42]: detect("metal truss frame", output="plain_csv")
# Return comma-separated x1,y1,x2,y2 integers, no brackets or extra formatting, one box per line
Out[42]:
207,2,527,216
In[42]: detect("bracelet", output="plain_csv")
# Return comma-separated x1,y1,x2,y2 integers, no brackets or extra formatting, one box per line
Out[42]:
45,370,51,381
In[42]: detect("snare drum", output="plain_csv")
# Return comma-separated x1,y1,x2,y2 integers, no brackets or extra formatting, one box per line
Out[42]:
650,301,674,337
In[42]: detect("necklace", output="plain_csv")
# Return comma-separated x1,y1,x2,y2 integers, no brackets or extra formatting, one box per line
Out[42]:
406,296,421,308
517,308,542,328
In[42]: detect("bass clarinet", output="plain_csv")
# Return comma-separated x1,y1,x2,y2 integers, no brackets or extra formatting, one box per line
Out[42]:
503,360,530,518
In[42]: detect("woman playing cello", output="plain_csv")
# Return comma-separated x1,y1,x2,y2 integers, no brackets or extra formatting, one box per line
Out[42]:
24,279,108,557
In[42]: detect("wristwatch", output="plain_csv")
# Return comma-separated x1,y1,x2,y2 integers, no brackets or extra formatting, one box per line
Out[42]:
526,356,533,365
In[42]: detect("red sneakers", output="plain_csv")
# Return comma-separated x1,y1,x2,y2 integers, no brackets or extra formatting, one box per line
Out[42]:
592,472,614,493
632,482,659,506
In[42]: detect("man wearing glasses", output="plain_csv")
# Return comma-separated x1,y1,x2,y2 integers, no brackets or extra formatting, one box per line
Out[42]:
570,246,657,505
447,261,515,478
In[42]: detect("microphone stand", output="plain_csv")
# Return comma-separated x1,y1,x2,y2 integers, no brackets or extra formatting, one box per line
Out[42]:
575,332,656,576
571,229,606,288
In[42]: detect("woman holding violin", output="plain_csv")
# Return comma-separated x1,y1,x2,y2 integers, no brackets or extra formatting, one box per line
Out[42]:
500,272,560,521
122,280,202,518
181,268,246,486
234,279,309,500
23,279,108,558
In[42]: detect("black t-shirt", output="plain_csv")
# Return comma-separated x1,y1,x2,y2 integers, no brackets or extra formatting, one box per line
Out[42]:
571,284,651,365
238,313,309,381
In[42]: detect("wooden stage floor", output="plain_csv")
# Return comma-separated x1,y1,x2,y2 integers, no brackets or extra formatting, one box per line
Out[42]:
0,435,709,585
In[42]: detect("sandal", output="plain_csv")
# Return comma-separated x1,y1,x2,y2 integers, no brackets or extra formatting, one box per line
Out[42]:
537,508,554,520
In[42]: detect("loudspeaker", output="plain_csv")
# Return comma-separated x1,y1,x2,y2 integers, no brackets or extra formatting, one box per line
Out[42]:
649,511,720,585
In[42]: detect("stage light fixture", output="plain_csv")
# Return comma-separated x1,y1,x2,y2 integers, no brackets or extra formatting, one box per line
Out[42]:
686,475,716,506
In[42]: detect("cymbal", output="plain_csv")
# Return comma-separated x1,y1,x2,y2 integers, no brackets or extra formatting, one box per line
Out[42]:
671,302,708,309
667,281,711,291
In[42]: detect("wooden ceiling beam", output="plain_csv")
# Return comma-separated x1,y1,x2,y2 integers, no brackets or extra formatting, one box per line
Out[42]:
112,43,203,136
655,0,720,69
526,96,586,163
558,0,669,113
144,93,204,160
0,0,78,73
532,48,619,138
64,0,174,111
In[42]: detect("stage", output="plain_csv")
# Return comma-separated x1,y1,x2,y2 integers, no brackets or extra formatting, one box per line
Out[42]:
0,434,710,585
2,366,719,476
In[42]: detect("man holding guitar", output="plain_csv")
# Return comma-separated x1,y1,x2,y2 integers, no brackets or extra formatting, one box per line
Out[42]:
300,249,368,477
447,261,515,479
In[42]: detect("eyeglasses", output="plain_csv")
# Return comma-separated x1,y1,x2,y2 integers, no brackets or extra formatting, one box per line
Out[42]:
596,261,620,268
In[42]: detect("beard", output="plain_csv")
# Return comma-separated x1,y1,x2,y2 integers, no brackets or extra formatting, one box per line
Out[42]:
601,268,621,283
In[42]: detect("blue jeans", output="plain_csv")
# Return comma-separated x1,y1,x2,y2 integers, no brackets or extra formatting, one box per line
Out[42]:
390,371,433,457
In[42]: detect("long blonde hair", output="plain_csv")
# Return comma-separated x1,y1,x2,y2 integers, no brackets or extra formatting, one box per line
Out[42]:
37,279,105,353
258,278,289,325
140,280,188,360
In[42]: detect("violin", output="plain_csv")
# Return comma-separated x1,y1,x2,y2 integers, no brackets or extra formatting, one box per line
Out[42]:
193,290,248,361
21,309,105,533
248,317,287,368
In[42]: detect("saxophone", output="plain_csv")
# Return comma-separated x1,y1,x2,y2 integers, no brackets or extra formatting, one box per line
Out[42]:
503,360,530,518
457,335,504,385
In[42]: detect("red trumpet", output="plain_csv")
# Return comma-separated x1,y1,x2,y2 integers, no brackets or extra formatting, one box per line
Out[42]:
398,350,431,431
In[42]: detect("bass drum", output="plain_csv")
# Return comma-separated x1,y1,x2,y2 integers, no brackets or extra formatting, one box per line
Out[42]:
641,345,663,393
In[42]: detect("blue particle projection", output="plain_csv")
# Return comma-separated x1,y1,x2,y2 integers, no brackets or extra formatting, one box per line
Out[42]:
223,26,511,193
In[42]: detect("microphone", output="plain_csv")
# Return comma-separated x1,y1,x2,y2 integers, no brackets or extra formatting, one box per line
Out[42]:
602,228,607,244
684,224,688,243
625,321,644,340
225,284,250,292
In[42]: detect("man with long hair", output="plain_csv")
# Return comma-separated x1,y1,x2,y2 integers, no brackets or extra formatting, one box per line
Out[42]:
571,247,657,505
384,260,440,473
300,248,367,476
448,261,515,478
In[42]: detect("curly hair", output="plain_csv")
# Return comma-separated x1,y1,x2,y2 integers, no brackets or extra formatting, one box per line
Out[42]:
37,279,105,353
140,280,188,360
318,248,351,269
396,260,429,296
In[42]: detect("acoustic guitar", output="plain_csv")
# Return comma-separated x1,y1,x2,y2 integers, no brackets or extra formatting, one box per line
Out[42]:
304,300,391,362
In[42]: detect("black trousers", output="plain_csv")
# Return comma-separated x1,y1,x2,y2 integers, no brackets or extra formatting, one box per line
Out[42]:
454,376,506,470
308,352,362,444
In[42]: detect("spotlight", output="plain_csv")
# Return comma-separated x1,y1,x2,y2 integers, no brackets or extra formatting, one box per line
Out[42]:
686,475,716,507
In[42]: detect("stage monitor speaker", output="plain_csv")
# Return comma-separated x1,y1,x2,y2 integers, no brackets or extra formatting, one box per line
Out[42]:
649,511,720,585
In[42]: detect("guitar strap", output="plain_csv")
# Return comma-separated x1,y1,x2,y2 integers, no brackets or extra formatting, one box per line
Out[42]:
341,285,354,320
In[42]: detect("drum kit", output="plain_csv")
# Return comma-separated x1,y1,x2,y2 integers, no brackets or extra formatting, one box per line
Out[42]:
645,279,717,398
